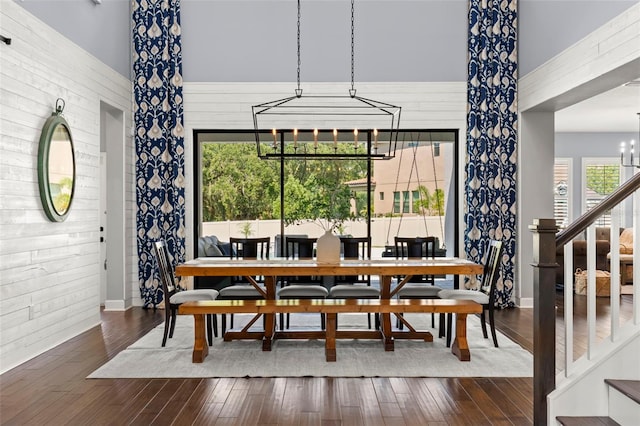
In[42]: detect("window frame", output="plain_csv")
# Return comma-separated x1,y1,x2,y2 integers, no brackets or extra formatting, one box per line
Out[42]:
581,157,621,226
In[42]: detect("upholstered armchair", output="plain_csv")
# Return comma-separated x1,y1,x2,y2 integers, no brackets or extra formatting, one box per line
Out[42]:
609,228,634,285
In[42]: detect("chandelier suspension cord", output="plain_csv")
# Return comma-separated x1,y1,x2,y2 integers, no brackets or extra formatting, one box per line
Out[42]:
296,0,302,97
350,0,356,97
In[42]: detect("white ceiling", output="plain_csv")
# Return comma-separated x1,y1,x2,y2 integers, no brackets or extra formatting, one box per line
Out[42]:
555,82,640,133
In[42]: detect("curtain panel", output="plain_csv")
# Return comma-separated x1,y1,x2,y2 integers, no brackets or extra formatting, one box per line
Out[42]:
465,0,517,307
132,0,186,307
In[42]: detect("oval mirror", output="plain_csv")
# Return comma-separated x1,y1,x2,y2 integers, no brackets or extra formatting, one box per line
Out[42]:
38,99,76,222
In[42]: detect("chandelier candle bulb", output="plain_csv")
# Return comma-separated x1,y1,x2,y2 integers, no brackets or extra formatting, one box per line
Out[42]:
354,129,358,148
313,128,318,148
333,129,338,148
373,128,378,149
293,128,298,148
272,129,277,148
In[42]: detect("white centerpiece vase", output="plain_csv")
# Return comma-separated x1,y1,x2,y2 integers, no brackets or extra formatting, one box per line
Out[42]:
316,229,341,264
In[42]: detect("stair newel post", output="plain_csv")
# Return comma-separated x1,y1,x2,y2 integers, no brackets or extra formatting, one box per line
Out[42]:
530,218,558,426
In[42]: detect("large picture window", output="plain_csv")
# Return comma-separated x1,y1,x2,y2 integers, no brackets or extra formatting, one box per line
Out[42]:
193,130,458,263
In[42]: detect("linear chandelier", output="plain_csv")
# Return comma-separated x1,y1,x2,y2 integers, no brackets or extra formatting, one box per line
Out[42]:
252,0,401,160
620,113,640,169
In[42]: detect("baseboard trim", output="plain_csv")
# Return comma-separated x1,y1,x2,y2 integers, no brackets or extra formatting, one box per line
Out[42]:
516,297,533,308
103,300,127,311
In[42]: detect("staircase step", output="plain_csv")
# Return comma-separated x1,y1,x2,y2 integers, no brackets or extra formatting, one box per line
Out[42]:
556,416,620,425
605,379,640,405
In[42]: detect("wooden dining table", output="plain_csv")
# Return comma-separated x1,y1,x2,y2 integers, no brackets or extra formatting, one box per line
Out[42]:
176,257,484,352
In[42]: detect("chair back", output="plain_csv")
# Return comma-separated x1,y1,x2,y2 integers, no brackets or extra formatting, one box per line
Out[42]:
338,236,371,285
229,237,271,284
285,236,317,259
229,237,270,260
153,240,177,303
284,236,320,286
480,240,503,304
340,236,370,260
394,236,436,284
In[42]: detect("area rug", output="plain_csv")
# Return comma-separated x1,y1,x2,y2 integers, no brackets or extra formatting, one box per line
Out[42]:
88,313,532,378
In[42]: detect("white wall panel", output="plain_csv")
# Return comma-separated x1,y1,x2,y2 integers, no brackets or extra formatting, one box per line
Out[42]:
0,1,134,373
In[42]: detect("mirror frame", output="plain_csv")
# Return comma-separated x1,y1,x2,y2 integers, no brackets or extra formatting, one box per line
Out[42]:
38,110,76,222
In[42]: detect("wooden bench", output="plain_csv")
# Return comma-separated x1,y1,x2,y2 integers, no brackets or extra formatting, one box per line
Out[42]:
178,298,482,363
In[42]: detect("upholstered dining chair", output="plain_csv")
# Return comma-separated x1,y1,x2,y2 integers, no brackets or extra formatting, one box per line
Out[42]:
153,240,219,347
217,236,271,334
277,236,328,330
438,239,503,347
394,236,442,330
328,236,380,329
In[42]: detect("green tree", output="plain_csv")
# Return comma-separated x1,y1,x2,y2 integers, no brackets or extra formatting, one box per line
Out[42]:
414,185,431,215
430,189,445,215
202,142,367,226
201,143,280,221
278,173,354,231
585,165,620,195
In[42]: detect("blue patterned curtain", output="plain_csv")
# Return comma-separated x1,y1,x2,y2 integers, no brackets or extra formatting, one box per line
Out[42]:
465,0,517,307
132,0,185,307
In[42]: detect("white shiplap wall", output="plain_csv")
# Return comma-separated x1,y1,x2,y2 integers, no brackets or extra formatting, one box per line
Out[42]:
0,1,134,373
181,81,468,256
519,2,640,112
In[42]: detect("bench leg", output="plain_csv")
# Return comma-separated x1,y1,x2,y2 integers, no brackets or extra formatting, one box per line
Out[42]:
380,313,394,351
262,312,275,351
192,314,209,363
325,313,337,362
450,313,471,361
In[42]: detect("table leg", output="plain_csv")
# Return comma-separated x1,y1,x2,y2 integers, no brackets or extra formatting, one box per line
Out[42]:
192,314,209,363
262,275,276,351
380,275,395,351
325,313,337,362
450,313,471,361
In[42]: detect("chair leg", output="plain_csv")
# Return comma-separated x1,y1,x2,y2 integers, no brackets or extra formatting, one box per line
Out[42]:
230,313,234,329
397,313,404,330
480,310,488,339
169,307,178,338
221,314,227,335
162,313,171,347
279,312,284,331
206,314,213,346
446,313,453,348
438,313,445,338
286,313,290,329
488,308,499,347
212,314,218,338
321,313,325,330
367,313,372,329
431,312,435,328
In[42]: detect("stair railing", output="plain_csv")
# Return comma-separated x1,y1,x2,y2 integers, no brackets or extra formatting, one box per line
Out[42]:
531,171,640,425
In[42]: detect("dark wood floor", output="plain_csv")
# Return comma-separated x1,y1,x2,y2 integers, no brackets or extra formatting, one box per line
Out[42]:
0,294,633,425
